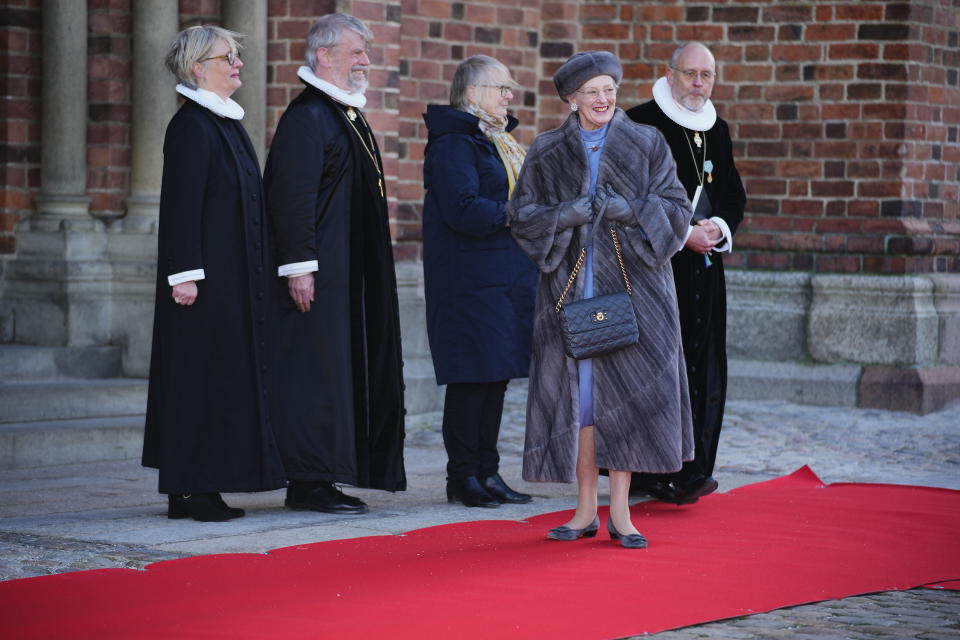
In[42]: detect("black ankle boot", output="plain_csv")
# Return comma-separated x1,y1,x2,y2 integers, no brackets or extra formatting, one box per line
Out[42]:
481,473,533,504
167,493,231,522
210,493,245,519
446,476,499,508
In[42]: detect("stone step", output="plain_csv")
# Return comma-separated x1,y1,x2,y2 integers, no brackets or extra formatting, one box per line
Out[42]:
0,378,147,424
0,415,144,470
0,345,123,380
727,358,862,407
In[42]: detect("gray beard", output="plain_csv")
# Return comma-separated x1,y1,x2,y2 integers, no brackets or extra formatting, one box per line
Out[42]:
347,73,368,94
679,95,706,112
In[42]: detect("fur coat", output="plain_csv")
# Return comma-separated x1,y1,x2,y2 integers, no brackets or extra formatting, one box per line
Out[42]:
507,109,694,483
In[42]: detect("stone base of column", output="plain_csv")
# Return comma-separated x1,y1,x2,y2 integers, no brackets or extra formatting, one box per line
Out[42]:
808,274,939,365
859,366,960,415
726,270,958,414
4,258,113,347
31,194,95,232
726,270,810,361
727,358,861,407
121,195,160,234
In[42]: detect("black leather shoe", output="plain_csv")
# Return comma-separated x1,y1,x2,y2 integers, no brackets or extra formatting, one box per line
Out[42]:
446,476,499,508
481,473,533,504
285,481,369,515
211,493,245,519
674,476,719,505
547,515,600,541
634,479,680,503
167,493,231,522
607,518,648,549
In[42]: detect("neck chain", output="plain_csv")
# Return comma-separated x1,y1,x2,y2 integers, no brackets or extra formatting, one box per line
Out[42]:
682,127,711,186
345,107,384,197
581,130,607,153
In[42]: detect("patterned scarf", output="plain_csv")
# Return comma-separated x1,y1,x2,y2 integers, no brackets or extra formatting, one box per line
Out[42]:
469,104,526,197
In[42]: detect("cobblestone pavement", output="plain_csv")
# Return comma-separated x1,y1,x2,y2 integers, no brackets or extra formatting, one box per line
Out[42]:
634,588,960,640
1,381,958,638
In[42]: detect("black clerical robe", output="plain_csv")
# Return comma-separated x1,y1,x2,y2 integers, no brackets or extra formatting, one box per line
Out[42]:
626,99,746,481
143,100,286,495
264,84,406,492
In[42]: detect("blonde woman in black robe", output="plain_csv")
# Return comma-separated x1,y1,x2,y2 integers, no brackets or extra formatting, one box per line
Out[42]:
142,26,286,521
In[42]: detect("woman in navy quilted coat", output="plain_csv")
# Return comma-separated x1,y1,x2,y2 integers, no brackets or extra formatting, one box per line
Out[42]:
421,56,537,508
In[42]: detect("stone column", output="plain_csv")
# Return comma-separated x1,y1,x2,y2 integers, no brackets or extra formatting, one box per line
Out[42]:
32,0,91,231
123,0,179,233
223,0,267,165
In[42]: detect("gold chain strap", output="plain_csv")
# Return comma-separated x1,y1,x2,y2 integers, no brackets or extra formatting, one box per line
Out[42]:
610,226,632,296
555,247,587,313
555,226,632,313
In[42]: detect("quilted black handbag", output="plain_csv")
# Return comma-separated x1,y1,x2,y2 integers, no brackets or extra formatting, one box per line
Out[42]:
556,226,639,359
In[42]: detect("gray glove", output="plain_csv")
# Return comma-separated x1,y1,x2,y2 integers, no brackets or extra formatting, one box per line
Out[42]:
600,184,633,222
558,194,594,229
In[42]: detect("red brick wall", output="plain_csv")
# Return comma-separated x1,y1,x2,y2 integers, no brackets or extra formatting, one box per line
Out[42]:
530,0,960,275
396,0,543,260
1,0,41,255
1,0,958,274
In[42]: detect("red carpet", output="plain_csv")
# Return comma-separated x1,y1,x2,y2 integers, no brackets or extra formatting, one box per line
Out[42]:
2,467,958,639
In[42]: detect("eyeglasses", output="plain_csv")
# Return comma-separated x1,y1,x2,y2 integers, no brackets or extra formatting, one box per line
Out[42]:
476,85,515,97
671,67,715,82
576,86,618,100
200,51,239,66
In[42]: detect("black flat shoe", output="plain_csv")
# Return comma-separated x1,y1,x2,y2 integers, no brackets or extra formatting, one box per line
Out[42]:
481,473,533,504
167,493,231,522
285,481,369,515
607,518,648,549
546,515,600,541
211,493,245,519
675,476,719,505
446,476,499,508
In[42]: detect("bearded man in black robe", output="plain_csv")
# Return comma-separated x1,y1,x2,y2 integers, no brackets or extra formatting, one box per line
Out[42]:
626,42,746,505
264,13,406,514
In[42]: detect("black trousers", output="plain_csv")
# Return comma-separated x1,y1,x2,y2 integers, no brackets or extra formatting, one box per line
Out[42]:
442,380,508,479
632,339,725,489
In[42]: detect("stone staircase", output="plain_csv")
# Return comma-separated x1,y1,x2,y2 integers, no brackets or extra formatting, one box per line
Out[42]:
0,345,147,470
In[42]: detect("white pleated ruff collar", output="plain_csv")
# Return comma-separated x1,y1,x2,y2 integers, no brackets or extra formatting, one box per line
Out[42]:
652,76,716,132
175,84,244,120
297,66,367,109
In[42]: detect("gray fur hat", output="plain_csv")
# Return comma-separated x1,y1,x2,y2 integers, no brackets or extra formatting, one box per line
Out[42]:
553,50,623,102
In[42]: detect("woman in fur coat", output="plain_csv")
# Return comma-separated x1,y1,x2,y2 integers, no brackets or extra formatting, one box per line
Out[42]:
507,51,694,548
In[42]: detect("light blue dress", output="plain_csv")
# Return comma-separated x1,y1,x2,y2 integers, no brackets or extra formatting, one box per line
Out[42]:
577,123,609,428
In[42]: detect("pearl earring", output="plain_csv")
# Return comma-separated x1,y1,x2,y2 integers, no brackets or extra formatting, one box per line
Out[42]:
570,102,578,112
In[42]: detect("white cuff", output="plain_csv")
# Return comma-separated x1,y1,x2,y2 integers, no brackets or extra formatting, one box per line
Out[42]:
168,269,205,287
682,226,694,245
710,216,733,253
279,260,319,277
